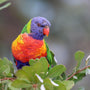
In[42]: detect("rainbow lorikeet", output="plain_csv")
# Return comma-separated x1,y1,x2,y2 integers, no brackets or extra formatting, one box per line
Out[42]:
11,17,56,69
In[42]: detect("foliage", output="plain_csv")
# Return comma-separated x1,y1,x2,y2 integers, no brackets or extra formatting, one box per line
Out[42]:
0,0,11,10
0,51,90,90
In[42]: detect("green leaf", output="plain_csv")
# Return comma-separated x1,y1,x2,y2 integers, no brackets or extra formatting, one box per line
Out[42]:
22,66,35,82
34,74,43,84
15,69,31,83
8,81,20,90
0,57,14,77
29,59,36,66
43,78,66,90
62,80,74,90
29,58,40,66
0,2,11,10
31,57,48,74
2,57,14,74
11,79,32,88
0,61,10,77
74,51,85,70
54,80,66,90
46,65,66,78
43,78,54,90
22,57,48,82
0,65,10,75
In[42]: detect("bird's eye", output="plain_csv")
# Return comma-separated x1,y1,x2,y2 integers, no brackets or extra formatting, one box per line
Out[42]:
37,23,41,27
41,25,45,27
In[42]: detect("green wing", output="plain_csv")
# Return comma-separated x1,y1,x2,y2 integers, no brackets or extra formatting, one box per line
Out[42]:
21,19,32,34
44,40,52,65
21,24,27,34
44,40,57,66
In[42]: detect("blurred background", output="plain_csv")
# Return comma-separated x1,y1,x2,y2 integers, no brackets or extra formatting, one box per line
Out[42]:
0,0,90,89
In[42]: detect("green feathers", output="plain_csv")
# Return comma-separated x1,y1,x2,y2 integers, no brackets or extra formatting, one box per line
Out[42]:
21,19,32,34
45,40,57,66
44,40,52,64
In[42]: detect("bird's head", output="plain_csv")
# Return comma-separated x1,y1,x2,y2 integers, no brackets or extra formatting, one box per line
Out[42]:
30,17,51,40
21,17,51,40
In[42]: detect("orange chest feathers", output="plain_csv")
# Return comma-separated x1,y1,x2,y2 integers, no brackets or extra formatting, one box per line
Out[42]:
11,33,47,62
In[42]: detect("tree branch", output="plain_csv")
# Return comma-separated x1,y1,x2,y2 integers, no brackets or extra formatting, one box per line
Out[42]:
0,77,15,81
66,65,90,80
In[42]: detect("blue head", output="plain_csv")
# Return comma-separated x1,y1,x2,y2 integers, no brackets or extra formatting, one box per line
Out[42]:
30,17,51,40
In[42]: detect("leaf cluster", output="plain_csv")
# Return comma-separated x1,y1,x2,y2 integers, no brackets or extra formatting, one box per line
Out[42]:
0,50,90,90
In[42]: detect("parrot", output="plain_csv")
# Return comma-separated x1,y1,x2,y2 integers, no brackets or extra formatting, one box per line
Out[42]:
11,17,57,69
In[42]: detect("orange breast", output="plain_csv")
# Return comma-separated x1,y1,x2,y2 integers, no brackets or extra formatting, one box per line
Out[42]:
12,33,47,63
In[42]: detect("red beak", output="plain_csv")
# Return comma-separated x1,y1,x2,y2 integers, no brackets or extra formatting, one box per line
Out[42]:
43,26,49,37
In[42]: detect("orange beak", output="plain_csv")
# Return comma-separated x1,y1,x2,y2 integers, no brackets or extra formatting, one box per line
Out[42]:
43,26,49,37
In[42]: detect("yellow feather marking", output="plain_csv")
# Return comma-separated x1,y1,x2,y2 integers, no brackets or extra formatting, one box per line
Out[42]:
27,19,32,33
12,35,24,49
43,40,47,51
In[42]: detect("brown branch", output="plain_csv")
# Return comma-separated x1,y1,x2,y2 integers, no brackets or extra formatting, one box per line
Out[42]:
0,77,15,81
66,65,90,80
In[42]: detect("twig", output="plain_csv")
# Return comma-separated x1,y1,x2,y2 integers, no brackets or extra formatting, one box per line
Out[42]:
66,65,90,80
0,77,15,81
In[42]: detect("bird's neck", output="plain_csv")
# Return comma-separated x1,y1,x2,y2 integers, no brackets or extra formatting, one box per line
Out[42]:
29,33,44,40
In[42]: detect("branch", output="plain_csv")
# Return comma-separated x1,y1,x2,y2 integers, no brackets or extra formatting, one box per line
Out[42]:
66,65,90,80
0,77,15,81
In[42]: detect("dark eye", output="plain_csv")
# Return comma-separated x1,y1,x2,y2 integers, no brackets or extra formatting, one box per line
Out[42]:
37,23,41,27
40,25,45,27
